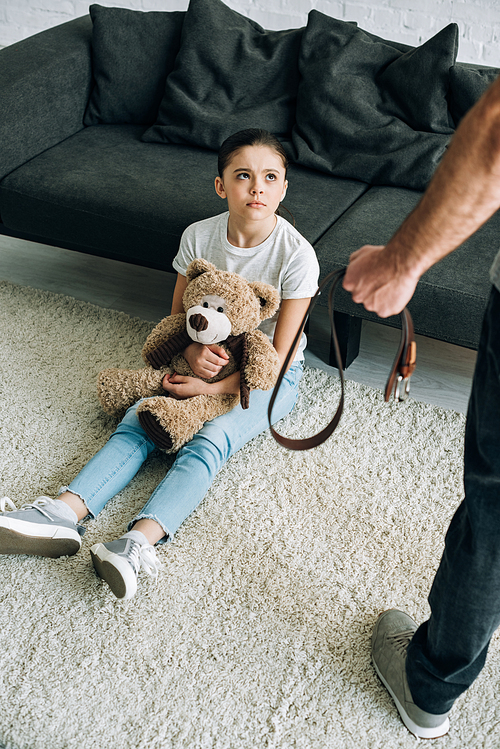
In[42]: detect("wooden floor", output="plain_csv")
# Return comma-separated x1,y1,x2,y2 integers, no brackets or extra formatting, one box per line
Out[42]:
0,235,477,413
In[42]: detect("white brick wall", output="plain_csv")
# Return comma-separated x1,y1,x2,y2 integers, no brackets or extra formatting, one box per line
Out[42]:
1,0,500,66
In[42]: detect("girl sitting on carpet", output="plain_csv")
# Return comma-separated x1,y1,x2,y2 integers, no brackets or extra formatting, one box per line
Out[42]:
0,128,319,601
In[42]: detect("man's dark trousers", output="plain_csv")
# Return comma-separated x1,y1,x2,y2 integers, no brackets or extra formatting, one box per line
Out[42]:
406,285,500,714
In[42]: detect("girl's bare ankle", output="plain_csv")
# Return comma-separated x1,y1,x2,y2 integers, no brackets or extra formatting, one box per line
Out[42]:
132,518,167,546
58,491,88,521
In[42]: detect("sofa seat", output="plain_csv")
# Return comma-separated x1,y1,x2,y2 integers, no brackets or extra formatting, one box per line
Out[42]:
0,124,369,271
315,185,499,348
2,5,499,368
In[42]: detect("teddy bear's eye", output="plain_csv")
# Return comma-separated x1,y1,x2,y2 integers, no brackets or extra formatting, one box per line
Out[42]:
203,302,209,308
217,307,224,313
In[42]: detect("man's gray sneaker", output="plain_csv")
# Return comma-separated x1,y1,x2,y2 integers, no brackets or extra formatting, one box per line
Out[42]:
371,609,450,739
90,537,162,601
0,496,85,558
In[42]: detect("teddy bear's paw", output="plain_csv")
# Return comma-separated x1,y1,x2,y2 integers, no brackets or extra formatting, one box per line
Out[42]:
97,368,135,415
136,396,207,453
137,408,174,452
97,367,167,416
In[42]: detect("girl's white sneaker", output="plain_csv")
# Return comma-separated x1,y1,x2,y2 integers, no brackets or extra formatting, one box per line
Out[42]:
90,537,162,600
0,496,85,558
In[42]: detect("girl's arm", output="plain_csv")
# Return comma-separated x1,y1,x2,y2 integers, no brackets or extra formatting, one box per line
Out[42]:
170,272,188,315
271,298,311,369
163,297,311,398
207,297,311,394
201,298,310,395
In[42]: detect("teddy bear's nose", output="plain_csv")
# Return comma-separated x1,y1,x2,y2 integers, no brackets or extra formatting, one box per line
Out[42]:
189,313,209,332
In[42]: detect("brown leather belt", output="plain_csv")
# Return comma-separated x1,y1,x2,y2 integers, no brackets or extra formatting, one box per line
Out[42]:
268,269,417,450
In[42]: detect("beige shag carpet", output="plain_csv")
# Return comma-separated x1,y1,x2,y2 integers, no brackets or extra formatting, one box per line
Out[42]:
0,280,498,749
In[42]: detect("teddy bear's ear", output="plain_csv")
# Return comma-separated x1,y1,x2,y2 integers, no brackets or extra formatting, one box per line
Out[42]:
186,258,217,283
248,282,281,321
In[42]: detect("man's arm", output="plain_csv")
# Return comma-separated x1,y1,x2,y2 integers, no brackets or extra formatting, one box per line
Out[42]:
343,74,500,318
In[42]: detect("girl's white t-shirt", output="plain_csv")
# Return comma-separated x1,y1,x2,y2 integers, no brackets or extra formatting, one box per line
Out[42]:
172,212,320,361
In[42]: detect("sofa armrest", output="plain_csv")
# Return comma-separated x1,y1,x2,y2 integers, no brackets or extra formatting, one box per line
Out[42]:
0,16,93,181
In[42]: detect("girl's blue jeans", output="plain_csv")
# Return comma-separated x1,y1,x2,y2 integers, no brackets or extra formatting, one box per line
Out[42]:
407,286,500,714
66,362,303,541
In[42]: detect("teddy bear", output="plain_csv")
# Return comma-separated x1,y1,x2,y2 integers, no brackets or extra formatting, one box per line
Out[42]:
97,258,281,453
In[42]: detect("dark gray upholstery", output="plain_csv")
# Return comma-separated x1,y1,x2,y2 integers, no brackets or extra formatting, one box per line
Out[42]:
448,65,500,125
292,13,458,190
0,16,92,181
84,5,185,126
142,0,303,149
0,6,498,363
0,125,368,268
285,167,370,244
315,186,498,348
0,126,223,268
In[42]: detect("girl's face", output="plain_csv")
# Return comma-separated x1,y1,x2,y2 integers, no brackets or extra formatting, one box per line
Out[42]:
215,145,288,224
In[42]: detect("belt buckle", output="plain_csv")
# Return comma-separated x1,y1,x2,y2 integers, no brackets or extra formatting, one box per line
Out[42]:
394,374,411,402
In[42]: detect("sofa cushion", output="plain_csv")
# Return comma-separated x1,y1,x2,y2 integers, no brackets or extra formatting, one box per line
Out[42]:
84,4,185,126
141,0,303,150
284,165,369,244
0,125,367,269
314,185,496,349
0,16,92,182
292,13,458,191
448,64,499,125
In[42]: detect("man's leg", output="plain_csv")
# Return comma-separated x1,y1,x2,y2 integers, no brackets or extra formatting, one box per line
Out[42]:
372,286,500,736
407,285,500,710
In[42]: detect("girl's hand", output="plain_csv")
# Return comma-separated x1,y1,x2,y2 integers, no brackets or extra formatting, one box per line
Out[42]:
162,372,211,399
183,342,229,379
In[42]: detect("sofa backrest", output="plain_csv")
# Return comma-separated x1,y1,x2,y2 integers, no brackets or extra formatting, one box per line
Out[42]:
83,0,500,192
2,0,499,191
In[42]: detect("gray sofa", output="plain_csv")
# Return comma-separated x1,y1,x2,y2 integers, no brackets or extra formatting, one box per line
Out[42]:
1,0,499,367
